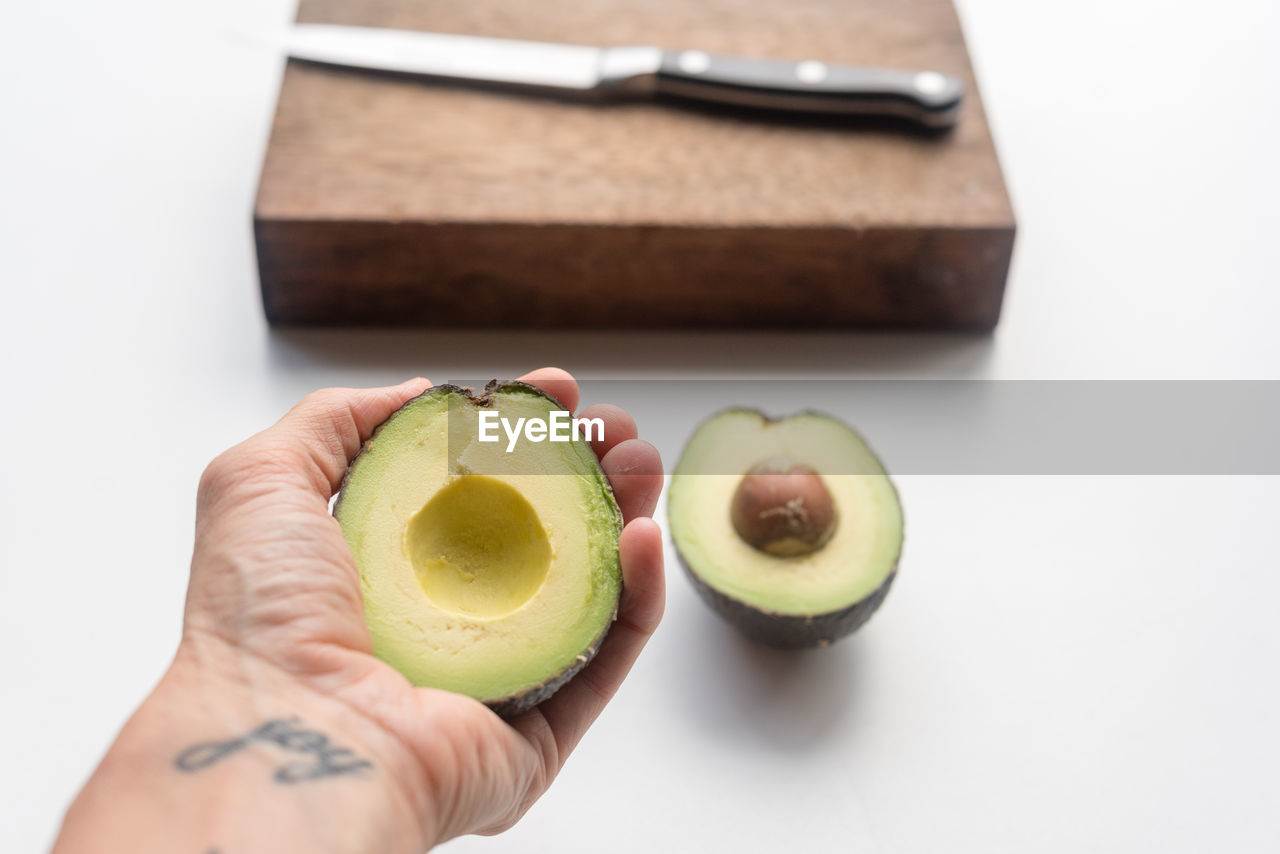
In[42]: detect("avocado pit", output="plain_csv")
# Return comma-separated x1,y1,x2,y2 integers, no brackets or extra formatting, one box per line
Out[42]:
730,458,838,558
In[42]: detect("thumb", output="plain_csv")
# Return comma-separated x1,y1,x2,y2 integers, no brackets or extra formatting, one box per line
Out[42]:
272,378,434,497
198,378,433,507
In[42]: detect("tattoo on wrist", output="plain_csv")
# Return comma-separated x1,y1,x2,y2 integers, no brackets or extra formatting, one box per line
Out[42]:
174,718,374,784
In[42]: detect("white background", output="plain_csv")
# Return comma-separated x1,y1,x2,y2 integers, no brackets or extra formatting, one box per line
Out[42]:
3,1,1279,851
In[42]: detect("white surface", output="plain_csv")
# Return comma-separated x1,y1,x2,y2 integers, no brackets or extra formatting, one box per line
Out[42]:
2,1,1279,851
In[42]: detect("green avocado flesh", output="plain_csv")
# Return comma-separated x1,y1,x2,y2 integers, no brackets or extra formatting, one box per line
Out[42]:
336,383,622,707
669,410,902,616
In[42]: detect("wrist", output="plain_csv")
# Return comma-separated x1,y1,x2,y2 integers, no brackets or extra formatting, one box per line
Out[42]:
53,635,438,854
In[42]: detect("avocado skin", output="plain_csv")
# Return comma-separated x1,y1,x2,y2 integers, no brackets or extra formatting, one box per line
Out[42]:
336,379,623,719
484,618,613,718
681,553,897,649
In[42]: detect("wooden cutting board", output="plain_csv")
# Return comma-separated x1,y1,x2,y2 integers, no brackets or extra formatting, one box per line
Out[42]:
255,0,1015,328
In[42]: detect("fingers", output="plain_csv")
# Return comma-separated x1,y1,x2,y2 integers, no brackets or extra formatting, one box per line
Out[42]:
577,403,637,458
515,370,660,522
601,439,664,522
518,367,579,413
515,517,665,764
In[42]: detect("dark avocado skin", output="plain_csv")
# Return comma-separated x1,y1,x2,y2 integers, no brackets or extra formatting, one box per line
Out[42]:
336,379,623,719
681,555,897,649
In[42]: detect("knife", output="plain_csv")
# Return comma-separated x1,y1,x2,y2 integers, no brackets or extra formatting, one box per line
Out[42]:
285,24,964,128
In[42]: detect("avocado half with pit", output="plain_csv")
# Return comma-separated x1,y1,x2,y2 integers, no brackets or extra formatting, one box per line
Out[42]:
668,409,903,648
335,381,623,716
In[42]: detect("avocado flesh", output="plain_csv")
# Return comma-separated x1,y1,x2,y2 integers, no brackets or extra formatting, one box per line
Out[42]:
669,410,902,620
336,383,622,711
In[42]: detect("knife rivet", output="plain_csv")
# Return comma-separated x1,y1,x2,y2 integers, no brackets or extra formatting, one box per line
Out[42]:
796,60,827,84
914,71,948,96
677,50,712,74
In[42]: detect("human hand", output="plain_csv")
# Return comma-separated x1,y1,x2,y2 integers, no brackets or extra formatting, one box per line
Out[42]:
52,368,665,853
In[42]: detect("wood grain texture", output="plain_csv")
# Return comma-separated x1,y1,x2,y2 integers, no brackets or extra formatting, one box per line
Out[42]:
256,0,1016,328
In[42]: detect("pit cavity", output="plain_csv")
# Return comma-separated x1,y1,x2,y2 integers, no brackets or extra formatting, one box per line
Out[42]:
406,475,551,619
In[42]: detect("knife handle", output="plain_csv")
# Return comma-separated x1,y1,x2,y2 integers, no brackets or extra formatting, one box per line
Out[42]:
649,50,964,128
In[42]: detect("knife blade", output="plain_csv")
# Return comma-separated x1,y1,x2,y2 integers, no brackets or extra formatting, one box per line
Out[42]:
285,24,964,128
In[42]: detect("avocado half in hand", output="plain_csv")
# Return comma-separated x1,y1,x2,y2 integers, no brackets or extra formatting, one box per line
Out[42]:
336,382,623,717
668,409,903,649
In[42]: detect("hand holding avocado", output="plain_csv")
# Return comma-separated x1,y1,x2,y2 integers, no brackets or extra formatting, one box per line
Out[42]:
52,371,902,853
51,368,665,854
